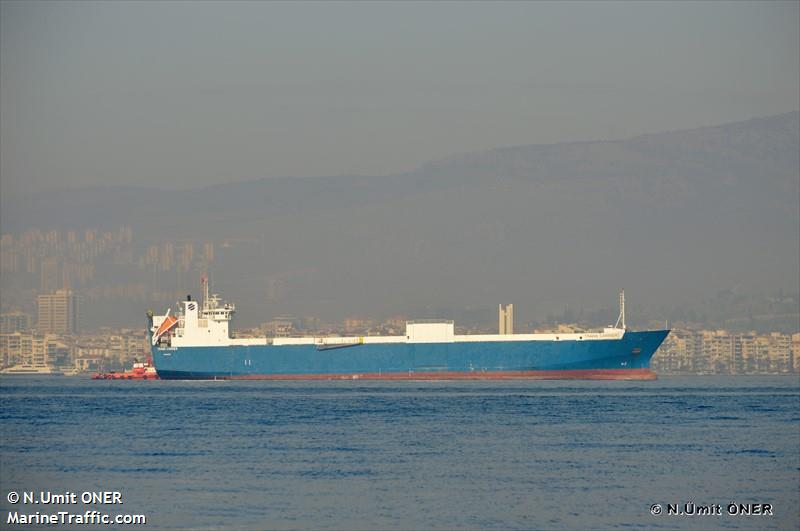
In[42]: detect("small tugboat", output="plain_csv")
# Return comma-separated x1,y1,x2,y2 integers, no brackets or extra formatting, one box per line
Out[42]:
92,358,159,380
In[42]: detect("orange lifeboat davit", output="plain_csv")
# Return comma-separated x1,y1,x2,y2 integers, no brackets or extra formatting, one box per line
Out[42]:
153,314,178,344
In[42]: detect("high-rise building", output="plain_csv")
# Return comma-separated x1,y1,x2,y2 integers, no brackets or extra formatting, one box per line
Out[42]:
0,312,31,334
204,242,214,263
120,226,133,244
160,243,174,271
767,333,792,373
499,304,514,335
0,248,19,273
0,333,22,367
37,290,81,334
179,243,194,272
146,245,159,266
40,257,61,293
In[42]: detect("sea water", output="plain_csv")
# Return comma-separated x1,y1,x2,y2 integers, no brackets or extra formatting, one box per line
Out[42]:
1,376,798,530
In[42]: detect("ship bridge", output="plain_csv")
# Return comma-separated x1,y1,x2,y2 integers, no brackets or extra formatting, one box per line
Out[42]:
151,278,237,347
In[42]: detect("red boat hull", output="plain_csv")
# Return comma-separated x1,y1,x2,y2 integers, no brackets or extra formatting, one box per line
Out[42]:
92,372,159,380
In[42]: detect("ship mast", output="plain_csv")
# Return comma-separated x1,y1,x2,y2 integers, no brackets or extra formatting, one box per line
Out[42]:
614,290,626,330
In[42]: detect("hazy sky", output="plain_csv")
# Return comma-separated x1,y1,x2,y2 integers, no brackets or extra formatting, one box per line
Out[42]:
1,1,798,199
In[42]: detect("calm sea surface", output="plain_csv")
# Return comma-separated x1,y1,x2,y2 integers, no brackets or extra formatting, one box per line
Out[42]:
1,376,798,530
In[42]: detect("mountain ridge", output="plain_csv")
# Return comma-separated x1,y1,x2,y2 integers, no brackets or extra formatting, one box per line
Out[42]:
1,111,797,325
3,111,797,204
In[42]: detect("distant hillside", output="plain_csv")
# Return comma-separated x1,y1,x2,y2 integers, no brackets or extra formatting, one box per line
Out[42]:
2,112,798,325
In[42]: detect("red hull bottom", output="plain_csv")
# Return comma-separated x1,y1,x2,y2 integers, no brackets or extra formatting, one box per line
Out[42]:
92,374,159,380
221,369,657,381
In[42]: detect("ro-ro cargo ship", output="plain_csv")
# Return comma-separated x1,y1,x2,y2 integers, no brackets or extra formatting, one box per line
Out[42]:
148,279,669,380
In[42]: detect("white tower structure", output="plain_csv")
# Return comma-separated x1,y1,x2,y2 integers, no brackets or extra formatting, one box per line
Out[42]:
499,304,514,335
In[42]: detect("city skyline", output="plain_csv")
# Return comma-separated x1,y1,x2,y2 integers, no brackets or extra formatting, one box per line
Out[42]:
2,222,799,331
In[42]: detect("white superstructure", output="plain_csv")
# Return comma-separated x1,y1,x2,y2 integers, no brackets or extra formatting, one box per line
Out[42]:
152,278,264,347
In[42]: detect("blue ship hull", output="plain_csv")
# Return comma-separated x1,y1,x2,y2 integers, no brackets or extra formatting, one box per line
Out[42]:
151,330,669,380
